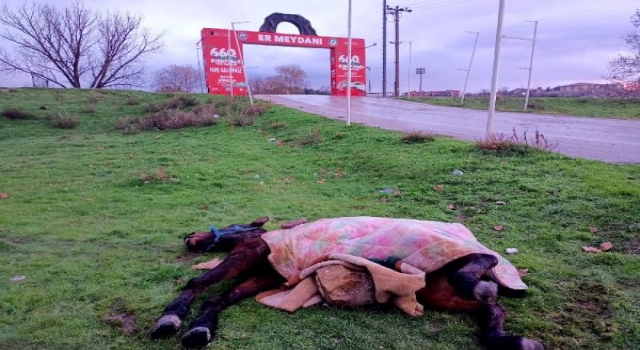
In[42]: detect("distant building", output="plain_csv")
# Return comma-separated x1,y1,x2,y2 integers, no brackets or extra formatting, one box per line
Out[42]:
554,82,622,97
405,90,460,98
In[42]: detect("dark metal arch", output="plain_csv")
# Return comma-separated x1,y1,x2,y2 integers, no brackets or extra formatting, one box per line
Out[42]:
259,13,318,36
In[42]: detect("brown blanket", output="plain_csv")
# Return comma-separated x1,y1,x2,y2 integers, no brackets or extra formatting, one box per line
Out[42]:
256,253,427,316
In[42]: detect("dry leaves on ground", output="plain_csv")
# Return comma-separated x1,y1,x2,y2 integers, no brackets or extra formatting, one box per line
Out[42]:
581,242,614,253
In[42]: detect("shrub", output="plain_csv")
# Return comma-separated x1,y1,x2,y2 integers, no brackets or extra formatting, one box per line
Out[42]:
242,104,267,117
48,113,80,129
144,103,163,113
476,128,557,155
2,108,36,120
226,114,257,127
215,98,244,116
192,104,217,119
115,109,217,132
401,131,436,144
164,95,199,109
295,128,322,147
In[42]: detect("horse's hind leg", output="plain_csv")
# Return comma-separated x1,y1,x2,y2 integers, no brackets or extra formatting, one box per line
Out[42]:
448,253,500,303
180,271,283,349
150,238,269,339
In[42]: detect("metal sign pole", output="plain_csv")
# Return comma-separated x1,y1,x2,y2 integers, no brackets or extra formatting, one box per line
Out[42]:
347,0,353,125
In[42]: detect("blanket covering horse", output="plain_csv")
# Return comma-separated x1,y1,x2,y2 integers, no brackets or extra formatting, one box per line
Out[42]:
260,217,527,290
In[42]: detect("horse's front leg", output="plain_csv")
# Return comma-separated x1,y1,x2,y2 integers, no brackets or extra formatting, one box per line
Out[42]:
180,269,284,348
447,253,500,303
149,238,269,339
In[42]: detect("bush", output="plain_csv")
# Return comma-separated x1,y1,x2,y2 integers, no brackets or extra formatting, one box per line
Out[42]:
144,103,163,113
401,131,436,144
2,108,36,120
242,104,267,117
295,128,322,147
226,114,257,127
48,113,80,129
192,104,217,119
164,95,199,109
115,109,217,132
476,128,557,155
215,98,244,116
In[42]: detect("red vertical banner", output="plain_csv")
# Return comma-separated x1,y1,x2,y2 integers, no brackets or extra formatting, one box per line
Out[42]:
331,38,367,96
201,29,248,95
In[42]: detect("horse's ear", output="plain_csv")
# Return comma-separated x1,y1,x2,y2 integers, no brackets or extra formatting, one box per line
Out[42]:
251,217,270,227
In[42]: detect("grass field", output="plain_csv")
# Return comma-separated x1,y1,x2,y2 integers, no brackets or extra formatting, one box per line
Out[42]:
403,96,640,119
1,88,639,349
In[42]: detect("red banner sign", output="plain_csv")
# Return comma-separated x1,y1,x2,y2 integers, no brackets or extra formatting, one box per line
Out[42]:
200,28,367,96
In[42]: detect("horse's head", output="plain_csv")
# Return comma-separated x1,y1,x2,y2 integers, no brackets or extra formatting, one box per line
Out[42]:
183,217,270,252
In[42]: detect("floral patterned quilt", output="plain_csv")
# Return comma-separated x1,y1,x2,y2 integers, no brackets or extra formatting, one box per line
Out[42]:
261,216,527,290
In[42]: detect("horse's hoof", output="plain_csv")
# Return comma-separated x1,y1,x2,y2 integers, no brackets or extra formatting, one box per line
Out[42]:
473,281,498,304
521,338,545,350
149,314,182,339
181,326,212,348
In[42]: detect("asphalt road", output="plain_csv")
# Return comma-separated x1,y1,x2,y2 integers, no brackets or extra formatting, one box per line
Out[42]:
258,95,640,164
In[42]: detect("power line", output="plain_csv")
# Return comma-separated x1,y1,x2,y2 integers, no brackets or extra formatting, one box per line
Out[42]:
412,0,474,11
502,4,634,30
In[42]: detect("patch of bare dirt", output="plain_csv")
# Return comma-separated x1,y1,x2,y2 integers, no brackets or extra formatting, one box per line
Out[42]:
103,312,136,335
175,251,199,262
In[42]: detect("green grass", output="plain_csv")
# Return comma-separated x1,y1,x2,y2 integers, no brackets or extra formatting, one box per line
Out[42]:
403,96,640,119
1,88,639,349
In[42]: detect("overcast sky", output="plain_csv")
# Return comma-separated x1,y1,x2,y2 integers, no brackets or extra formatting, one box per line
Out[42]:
1,0,638,93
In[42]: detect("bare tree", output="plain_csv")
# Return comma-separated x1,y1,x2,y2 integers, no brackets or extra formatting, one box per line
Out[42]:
274,64,307,94
0,1,163,88
607,8,640,97
153,65,201,92
249,76,266,94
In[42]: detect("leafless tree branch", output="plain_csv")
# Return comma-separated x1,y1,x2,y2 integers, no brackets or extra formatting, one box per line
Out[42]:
153,64,201,92
606,8,640,97
0,1,163,88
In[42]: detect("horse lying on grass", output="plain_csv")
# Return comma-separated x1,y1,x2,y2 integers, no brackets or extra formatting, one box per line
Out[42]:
150,216,544,350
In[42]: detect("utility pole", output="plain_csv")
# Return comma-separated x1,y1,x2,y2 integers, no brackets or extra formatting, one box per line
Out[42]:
503,21,538,110
407,41,412,97
416,68,425,94
458,31,479,105
382,0,387,97
387,5,412,97
487,0,505,137
523,21,538,110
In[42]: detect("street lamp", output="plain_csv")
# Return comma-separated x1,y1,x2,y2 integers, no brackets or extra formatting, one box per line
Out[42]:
365,42,377,49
